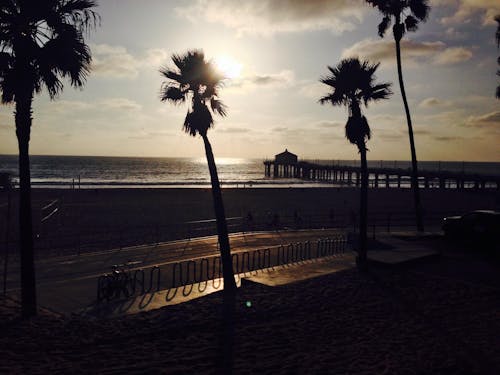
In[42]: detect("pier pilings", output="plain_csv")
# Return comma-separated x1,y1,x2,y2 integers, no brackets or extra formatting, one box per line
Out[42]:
263,160,500,190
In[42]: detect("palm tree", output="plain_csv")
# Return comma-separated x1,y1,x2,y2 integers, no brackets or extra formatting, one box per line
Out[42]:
319,58,392,267
0,0,99,318
160,50,237,294
366,0,430,232
495,15,499,99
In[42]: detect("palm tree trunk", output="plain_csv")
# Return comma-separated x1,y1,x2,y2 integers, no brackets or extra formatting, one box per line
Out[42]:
394,37,424,232
201,134,236,374
201,134,237,293
15,89,37,319
357,141,368,268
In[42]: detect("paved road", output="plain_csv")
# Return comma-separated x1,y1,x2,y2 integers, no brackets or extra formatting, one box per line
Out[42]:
4,229,346,313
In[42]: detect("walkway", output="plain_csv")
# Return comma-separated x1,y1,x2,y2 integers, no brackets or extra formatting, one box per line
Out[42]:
4,229,441,315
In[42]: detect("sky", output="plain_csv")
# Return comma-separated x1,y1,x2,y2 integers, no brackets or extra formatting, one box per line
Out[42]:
0,0,499,161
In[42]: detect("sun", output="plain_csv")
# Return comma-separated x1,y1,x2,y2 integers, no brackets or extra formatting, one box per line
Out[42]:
214,55,242,79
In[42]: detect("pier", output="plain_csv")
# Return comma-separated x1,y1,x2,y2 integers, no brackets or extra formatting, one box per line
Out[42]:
263,152,500,190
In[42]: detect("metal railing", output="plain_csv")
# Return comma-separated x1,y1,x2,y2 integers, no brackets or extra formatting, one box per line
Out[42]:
96,236,348,303
0,210,450,261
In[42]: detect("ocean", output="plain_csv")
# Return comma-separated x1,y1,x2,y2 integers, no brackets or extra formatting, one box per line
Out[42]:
0,155,499,188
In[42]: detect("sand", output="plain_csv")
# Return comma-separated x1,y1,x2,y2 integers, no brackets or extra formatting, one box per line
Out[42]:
1,186,499,374
1,258,499,374
1,187,498,256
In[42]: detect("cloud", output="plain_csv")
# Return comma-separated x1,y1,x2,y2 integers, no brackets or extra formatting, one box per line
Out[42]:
101,98,142,111
464,111,500,128
413,129,432,135
91,44,168,79
91,44,139,79
299,82,328,99
433,136,464,142
418,97,452,108
128,129,173,140
375,129,405,141
41,98,142,115
433,47,473,65
315,120,342,128
250,70,294,86
51,100,92,113
272,127,288,132
342,39,472,67
436,0,500,26
175,0,366,36
227,70,295,92
218,127,251,134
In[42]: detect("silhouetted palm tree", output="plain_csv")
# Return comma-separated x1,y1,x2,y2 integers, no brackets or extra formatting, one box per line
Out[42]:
495,15,499,99
160,50,237,294
319,58,392,267
0,0,99,318
160,50,237,372
366,0,430,232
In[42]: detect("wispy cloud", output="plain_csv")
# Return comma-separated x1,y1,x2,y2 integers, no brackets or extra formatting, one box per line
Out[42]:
91,44,168,79
101,98,142,111
49,98,142,113
464,110,500,128
218,127,251,134
418,97,453,108
175,0,366,36
433,47,473,65
342,39,472,67
436,0,500,26
226,70,295,92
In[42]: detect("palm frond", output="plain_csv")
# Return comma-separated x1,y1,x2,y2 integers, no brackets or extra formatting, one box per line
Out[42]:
159,67,183,83
0,68,15,103
378,16,391,37
36,67,63,98
38,27,92,93
405,15,419,32
160,84,186,103
182,100,214,137
364,83,393,105
56,0,100,33
160,49,228,135
210,97,227,117
0,0,98,102
409,0,430,22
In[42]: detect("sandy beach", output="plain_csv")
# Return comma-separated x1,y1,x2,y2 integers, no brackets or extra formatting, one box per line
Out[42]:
1,187,499,373
1,248,499,374
1,187,498,256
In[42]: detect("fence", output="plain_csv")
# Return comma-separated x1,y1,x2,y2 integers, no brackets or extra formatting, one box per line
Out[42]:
0,210,451,260
96,236,348,302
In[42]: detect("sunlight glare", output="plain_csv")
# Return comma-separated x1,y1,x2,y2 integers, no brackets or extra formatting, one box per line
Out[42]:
194,157,245,165
214,55,242,79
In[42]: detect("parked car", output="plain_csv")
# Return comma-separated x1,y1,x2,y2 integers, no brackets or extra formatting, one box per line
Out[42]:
442,210,500,244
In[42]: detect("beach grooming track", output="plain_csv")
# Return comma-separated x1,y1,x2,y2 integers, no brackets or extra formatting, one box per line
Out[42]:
96,237,348,303
264,160,500,190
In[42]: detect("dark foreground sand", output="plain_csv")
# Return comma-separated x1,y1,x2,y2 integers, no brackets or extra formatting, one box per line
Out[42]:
2,256,499,374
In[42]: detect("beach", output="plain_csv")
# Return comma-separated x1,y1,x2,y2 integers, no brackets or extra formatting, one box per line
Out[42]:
4,186,499,229
1,246,499,374
1,187,498,257
1,187,500,373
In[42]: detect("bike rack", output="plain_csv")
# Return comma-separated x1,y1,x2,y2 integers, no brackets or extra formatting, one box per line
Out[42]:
96,236,348,303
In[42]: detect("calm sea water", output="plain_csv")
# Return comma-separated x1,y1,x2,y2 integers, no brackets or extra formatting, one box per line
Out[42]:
0,155,498,188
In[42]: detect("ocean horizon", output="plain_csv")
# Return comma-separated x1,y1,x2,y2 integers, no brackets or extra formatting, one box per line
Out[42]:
0,154,499,189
